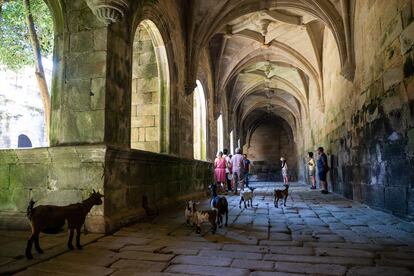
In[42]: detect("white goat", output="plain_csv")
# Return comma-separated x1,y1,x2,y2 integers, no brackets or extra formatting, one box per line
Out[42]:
185,201,217,234
239,187,254,208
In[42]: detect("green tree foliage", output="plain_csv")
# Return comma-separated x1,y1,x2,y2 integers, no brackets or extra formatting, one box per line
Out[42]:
0,0,53,71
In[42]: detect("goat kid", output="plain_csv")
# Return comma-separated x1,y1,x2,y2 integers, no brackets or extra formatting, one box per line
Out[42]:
209,184,228,227
274,185,289,208
186,201,217,234
25,190,104,259
239,187,254,208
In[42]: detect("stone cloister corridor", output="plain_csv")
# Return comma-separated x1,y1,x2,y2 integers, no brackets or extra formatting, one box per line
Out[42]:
1,182,414,275
0,0,414,275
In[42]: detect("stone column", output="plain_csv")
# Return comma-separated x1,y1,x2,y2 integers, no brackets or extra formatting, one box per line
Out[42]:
50,0,108,145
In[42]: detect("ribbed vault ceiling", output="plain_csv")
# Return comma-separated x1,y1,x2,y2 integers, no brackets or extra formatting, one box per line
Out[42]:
190,0,351,145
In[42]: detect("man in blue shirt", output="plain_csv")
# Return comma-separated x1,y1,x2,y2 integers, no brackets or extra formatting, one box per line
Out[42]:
243,154,251,188
317,147,329,194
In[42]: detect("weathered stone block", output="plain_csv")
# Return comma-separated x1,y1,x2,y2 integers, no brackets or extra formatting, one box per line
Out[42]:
138,104,159,116
15,148,50,163
137,77,158,92
361,184,385,209
384,186,407,214
0,165,9,190
131,105,137,118
10,164,48,189
93,28,107,51
64,80,91,111
145,127,159,141
67,51,107,80
90,78,106,110
143,92,154,104
138,128,145,142
67,8,104,33
384,39,403,70
70,31,94,53
74,110,105,142
134,116,155,128
381,13,403,49
75,145,106,162
66,0,88,12
49,164,81,189
131,128,139,142
0,150,17,163
400,20,414,54
383,66,404,91
79,163,104,189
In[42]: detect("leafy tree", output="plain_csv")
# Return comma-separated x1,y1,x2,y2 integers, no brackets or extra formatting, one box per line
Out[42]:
0,0,53,142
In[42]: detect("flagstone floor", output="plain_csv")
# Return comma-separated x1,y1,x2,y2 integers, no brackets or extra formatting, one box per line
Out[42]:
2,182,414,276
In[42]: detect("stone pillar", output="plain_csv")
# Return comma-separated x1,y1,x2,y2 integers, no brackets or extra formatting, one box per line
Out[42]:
50,0,108,146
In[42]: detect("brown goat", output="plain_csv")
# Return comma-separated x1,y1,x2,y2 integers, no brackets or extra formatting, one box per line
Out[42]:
274,185,289,208
25,190,103,259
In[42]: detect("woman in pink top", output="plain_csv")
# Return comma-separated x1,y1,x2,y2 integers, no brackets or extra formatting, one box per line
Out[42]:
214,151,227,193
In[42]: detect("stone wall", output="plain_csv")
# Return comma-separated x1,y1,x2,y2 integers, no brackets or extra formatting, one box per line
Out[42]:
313,0,414,220
0,145,213,233
104,147,213,232
246,122,297,181
0,145,106,232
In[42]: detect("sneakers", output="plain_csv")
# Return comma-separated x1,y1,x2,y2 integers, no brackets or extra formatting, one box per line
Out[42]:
321,190,329,194
310,186,316,190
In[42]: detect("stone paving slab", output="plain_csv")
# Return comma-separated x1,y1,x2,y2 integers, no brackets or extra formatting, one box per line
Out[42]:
2,182,414,275
275,262,347,275
110,259,169,272
166,264,250,276
20,261,114,275
346,266,413,276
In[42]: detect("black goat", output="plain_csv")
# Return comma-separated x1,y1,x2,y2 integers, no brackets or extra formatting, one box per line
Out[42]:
25,190,104,259
209,184,228,227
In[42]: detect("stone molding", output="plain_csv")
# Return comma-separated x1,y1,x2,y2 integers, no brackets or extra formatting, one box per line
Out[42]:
85,0,129,25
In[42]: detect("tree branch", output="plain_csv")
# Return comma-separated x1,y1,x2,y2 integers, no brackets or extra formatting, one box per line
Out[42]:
23,0,50,143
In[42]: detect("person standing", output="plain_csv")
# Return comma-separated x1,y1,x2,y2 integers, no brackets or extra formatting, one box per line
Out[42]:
280,157,289,186
317,147,329,194
223,149,232,192
214,151,227,194
231,148,245,194
308,152,316,189
243,154,251,188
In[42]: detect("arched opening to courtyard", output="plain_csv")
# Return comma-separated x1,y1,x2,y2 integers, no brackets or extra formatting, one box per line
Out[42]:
0,0,56,148
131,19,170,153
193,80,207,160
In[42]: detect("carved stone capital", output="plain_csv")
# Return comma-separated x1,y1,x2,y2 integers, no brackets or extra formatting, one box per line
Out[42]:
341,59,355,81
85,0,129,25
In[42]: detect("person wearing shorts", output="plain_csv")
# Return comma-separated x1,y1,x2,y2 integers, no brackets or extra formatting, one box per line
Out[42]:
308,152,316,189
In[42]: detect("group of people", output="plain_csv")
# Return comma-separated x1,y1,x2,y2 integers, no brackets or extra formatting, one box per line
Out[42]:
279,147,329,194
214,146,330,194
307,146,329,194
214,148,250,195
